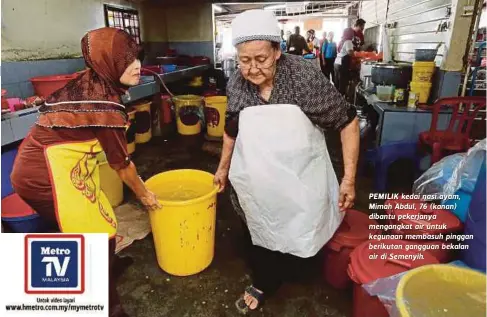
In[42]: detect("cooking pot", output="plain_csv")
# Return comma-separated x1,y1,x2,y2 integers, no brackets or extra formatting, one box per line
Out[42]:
360,60,377,80
362,76,374,90
371,62,412,88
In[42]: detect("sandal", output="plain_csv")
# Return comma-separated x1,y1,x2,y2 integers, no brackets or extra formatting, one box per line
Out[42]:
235,286,264,314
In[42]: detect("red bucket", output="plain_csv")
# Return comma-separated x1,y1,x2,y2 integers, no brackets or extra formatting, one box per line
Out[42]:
160,94,173,125
323,209,380,289
347,240,439,317
30,74,78,98
385,198,463,262
1,89,8,110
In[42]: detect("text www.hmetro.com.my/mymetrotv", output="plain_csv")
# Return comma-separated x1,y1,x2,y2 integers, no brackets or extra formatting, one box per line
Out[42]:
5,303,105,313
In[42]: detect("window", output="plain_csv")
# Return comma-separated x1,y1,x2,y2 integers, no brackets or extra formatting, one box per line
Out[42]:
104,5,141,44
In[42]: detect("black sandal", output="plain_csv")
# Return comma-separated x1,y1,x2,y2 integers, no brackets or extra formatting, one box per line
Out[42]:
235,286,265,314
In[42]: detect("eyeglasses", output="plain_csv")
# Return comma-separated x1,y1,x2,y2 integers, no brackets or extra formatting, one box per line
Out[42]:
238,58,276,71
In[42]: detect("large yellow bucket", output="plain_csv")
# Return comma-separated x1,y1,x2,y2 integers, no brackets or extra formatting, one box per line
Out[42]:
412,61,436,83
396,264,486,317
173,95,203,136
134,101,152,144
145,169,218,276
126,110,136,155
204,96,227,138
410,81,432,104
97,152,124,208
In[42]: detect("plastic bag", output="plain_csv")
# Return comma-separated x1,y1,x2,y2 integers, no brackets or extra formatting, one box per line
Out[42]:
362,261,485,317
413,139,486,198
229,104,343,258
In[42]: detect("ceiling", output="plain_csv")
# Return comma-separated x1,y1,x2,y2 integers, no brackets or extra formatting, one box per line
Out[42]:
214,1,360,22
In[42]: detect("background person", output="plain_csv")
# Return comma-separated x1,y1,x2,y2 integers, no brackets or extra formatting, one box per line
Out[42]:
287,26,310,55
322,31,337,82
352,18,366,51
334,28,355,96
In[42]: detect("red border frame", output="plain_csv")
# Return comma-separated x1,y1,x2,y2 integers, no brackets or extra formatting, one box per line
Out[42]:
24,234,85,295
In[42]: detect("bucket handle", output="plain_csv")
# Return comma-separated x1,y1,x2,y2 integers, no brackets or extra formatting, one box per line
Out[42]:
327,240,343,252
347,264,360,284
386,258,412,269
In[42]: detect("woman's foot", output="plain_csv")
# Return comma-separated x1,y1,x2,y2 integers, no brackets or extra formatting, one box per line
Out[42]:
235,286,264,314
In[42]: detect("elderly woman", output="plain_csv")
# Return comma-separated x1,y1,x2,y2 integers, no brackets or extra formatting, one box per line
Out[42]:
213,10,359,313
11,28,160,317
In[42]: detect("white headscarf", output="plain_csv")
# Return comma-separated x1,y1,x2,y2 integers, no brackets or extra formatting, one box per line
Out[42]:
231,9,281,46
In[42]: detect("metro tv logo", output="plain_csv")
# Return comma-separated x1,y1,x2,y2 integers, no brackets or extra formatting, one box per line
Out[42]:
25,234,85,294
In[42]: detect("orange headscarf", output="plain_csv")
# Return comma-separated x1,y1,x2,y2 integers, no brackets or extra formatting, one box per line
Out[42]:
37,28,142,129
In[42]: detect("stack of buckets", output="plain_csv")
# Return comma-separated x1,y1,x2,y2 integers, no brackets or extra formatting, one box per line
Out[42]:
323,209,442,317
410,60,436,105
172,94,228,139
384,198,463,263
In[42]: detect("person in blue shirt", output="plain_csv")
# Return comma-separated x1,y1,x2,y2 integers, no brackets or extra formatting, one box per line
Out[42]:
321,31,337,83
280,29,287,52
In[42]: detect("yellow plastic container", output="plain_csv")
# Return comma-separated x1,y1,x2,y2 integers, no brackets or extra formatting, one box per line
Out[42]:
410,81,432,104
97,152,124,208
145,169,218,276
204,96,227,138
396,264,486,317
126,110,136,155
134,101,152,144
412,61,436,83
172,95,203,136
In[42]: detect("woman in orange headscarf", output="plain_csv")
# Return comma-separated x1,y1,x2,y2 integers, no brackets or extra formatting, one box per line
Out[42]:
11,28,160,317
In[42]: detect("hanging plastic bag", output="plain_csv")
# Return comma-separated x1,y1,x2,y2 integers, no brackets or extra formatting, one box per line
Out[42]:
229,104,343,258
413,139,486,198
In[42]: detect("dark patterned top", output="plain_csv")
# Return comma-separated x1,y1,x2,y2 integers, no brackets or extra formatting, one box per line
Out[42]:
224,53,357,138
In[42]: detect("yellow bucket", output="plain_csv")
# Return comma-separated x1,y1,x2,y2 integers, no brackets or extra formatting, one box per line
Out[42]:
126,110,136,155
412,61,436,83
410,81,432,104
396,264,486,317
145,169,218,276
204,96,227,138
97,152,124,208
173,95,203,136
134,101,152,144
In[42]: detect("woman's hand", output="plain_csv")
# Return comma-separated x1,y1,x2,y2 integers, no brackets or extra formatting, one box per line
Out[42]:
214,168,229,193
338,178,355,211
138,190,161,211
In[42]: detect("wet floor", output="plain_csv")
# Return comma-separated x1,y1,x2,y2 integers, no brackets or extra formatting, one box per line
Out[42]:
117,135,379,317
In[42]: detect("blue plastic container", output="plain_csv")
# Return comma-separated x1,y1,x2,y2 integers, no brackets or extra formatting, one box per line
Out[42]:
367,142,420,191
461,162,486,272
1,214,48,233
1,149,18,199
442,189,472,223
162,64,177,73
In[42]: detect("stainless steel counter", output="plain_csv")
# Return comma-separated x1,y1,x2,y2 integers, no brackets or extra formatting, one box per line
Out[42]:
1,65,210,146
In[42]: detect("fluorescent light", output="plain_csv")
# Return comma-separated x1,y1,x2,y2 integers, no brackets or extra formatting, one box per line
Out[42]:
264,4,286,10
213,5,223,12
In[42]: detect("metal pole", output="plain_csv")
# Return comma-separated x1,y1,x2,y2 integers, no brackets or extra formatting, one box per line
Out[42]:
461,0,483,97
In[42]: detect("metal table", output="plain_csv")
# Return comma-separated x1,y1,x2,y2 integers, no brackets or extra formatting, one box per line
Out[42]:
360,89,451,147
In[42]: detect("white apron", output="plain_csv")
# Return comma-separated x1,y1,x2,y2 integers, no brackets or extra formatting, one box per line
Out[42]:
229,104,343,258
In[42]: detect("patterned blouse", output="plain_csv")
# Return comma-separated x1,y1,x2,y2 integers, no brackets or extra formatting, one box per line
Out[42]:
224,53,357,138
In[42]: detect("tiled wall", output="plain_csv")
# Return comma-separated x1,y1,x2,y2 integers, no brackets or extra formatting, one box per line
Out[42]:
1,59,85,99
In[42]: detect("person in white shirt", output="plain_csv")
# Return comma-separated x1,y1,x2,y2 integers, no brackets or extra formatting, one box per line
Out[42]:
334,28,355,95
